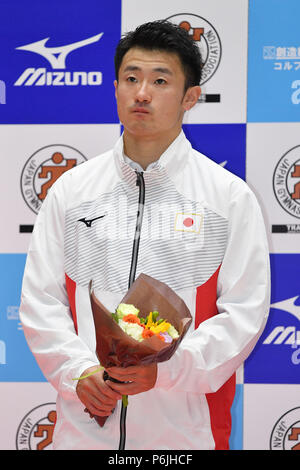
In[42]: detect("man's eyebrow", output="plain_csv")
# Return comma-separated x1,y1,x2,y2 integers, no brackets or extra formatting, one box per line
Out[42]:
153,67,173,75
123,65,173,75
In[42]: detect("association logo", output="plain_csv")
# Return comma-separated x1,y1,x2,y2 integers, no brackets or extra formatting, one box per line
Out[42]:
20,144,87,215
166,13,222,103
14,33,103,87
270,407,300,450
272,146,300,228
16,403,56,450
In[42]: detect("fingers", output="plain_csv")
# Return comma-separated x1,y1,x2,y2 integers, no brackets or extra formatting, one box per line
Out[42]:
98,380,123,401
107,364,157,382
82,391,114,416
76,364,158,417
78,384,115,416
106,364,157,395
76,367,122,417
106,380,140,396
106,366,135,381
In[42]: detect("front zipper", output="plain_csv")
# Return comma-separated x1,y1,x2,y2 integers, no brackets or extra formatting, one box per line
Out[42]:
128,171,146,289
118,170,145,451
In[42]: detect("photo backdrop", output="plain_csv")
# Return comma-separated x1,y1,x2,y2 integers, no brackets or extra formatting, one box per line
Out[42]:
0,0,299,450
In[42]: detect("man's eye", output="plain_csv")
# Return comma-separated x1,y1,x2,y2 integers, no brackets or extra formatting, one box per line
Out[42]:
127,76,137,83
155,78,166,85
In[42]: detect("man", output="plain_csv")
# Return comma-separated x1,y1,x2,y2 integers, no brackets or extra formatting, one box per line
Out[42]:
20,20,270,450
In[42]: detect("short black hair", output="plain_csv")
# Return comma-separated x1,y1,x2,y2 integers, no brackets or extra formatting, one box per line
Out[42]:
114,20,203,91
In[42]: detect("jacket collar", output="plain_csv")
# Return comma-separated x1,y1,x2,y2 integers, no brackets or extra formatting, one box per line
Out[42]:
113,130,192,183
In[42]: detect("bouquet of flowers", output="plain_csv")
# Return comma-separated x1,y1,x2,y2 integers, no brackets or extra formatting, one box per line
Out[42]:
88,273,192,426
113,303,180,345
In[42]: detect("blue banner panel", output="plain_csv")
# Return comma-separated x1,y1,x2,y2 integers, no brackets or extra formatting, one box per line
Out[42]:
0,0,121,124
0,254,46,381
244,254,300,384
248,0,300,122
229,384,243,450
183,124,246,180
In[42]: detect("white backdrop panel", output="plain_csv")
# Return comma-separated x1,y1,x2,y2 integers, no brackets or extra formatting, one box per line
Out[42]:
246,122,300,253
0,124,120,253
243,383,300,450
121,0,248,124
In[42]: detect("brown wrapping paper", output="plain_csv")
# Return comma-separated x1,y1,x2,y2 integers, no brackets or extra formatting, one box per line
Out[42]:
89,273,192,426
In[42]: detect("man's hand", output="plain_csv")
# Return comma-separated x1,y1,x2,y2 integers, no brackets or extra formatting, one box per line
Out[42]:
76,366,122,417
106,363,157,396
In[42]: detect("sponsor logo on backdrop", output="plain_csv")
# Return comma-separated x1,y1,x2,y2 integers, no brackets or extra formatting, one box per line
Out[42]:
263,295,300,350
0,340,6,364
7,306,22,331
263,46,300,106
272,146,300,232
166,13,221,103
270,407,300,450
14,33,103,87
263,45,300,72
291,80,300,105
263,296,300,365
16,403,56,450
20,144,87,216
244,281,300,383
0,79,6,104
264,295,300,367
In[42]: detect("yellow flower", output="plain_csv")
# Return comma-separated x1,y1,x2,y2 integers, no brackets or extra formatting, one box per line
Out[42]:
150,321,171,335
145,311,154,328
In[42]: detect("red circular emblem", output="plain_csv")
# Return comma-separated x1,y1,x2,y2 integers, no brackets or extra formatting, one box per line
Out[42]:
183,217,194,227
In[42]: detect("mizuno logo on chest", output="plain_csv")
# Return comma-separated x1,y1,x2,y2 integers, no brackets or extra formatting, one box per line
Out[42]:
77,214,106,227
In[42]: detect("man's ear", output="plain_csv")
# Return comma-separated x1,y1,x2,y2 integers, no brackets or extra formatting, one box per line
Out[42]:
114,79,118,99
182,86,201,111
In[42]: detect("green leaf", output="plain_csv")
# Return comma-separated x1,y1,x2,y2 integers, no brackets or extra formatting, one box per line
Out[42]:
111,312,119,323
152,311,159,322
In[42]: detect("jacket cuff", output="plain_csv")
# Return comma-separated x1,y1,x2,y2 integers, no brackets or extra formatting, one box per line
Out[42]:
154,359,174,390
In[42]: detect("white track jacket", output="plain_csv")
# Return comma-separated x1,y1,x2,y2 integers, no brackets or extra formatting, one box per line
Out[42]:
20,131,270,450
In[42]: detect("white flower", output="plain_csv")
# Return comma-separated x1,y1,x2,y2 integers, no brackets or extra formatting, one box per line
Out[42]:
116,303,140,319
167,325,179,339
118,319,144,342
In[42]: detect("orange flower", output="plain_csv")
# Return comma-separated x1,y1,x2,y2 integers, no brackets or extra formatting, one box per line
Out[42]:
157,334,165,342
142,328,154,339
123,314,141,325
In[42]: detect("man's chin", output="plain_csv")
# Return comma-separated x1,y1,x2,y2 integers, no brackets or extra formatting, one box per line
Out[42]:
123,125,157,138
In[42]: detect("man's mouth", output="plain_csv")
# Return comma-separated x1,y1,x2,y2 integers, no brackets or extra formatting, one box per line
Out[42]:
132,107,149,114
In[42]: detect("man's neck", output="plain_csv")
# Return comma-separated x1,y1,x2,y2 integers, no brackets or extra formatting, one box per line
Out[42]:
123,129,181,170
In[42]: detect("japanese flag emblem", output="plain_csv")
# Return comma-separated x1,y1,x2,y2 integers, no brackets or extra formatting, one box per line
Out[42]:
174,213,203,233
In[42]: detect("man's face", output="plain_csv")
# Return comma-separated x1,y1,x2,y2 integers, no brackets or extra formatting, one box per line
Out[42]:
114,47,198,140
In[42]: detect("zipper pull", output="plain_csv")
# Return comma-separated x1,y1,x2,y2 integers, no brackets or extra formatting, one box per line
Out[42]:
135,170,144,186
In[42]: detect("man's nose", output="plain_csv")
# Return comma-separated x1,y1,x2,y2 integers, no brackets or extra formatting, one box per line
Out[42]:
135,80,151,103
